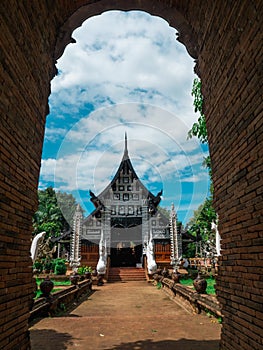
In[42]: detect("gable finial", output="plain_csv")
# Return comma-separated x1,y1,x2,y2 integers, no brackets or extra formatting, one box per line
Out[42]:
124,132,128,157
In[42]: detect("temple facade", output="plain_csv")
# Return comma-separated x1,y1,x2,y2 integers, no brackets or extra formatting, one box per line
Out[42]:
78,134,180,272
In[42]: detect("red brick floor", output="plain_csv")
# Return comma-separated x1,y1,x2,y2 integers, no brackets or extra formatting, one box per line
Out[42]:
30,281,221,350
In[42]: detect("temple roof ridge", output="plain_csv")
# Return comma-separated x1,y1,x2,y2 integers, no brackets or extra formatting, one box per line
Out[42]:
124,131,128,159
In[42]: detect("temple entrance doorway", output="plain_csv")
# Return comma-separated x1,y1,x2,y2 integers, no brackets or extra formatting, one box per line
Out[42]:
110,218,143,267
110,245,143,267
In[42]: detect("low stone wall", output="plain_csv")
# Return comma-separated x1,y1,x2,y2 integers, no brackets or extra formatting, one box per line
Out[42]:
158,277,222,319
30,279,92,322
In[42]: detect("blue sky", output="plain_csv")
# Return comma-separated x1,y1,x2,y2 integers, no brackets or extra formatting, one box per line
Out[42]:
40,11,210,225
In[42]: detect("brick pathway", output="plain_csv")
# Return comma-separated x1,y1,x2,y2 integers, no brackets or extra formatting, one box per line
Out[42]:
30,281,221,350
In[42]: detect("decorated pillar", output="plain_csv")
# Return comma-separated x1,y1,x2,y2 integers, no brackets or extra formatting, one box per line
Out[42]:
70,204,83,272
170,203,182,270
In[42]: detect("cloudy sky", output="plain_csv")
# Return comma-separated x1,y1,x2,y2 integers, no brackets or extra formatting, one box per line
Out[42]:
40,10,210,225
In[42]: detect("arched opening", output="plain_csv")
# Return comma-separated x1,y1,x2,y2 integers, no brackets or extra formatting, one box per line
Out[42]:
42,9,211,276
44,10,208,224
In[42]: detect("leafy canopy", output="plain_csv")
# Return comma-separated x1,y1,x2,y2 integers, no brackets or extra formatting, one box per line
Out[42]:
185,78,216,257
188,78,208,143
33,187,82,238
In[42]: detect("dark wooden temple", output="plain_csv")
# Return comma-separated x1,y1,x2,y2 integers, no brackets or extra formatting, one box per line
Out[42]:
80,134,172,269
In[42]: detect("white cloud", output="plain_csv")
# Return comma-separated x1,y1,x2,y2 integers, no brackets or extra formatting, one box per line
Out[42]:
50,10,195,126
40,122,208,191
44,127,68,142
53,103,199,154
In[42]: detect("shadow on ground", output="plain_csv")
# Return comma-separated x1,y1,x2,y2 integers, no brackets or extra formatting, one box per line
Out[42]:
105,338,219,350
30,330,219,350
30,329,74,350
59,288,98,316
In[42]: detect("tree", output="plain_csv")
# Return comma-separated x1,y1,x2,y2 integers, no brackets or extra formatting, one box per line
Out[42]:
188,78,208,143
56,191,82,229
157,206,170,219
157,206,183,232
32,187,81,238
186,78,216,257
188,198,216,236
188,78,213,192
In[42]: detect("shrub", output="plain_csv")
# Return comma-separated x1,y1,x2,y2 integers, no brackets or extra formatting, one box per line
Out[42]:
77,266,92,275
33,261,43,273
54,259,67,275
43,260,52,272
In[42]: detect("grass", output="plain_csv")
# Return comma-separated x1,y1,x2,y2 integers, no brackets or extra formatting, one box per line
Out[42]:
36,278,71,287
180,276,216,295
34,278,71,299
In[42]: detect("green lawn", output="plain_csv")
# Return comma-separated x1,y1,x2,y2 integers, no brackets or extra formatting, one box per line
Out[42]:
35,278,71,287
180,277,216,295
34,278,71,299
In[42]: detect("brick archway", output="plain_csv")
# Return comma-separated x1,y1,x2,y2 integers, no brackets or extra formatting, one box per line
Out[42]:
0,2,262,349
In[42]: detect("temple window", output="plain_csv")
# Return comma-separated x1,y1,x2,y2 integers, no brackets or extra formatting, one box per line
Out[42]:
119,206,125,215
128,206,134,215
123,193,129,201
114,193,120,200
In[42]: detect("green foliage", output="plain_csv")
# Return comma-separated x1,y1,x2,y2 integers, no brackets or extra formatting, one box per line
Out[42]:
56,191,84,229
32,187,83,239
54,259,67,275
186,197,217,257
184,242,196,258
186,79,217,253
33,187,64,237
33,258,68,275
157,207,183,231
43,260,53,271
180,277,216,295
157,206,170,219
179,278,194,287
193,197,216,236
35,277,70,286
217,317,223,324
188,78,213,193
59,303,66,311
77,266,92,275
188,78,208,144
156,281,162,289
203,156,213,194
33,261,43,273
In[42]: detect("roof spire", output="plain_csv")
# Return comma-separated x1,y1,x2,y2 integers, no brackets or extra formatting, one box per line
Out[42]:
124,132,128,158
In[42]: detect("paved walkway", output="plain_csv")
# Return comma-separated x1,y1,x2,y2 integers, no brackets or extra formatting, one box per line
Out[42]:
30,281,221,350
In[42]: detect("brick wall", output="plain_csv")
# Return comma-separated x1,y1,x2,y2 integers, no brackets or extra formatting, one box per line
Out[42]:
196,2,263,349
0,1,262,349
0,2,57,348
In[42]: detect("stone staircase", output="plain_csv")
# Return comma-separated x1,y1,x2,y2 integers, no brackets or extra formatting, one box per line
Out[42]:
107,267,146,282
